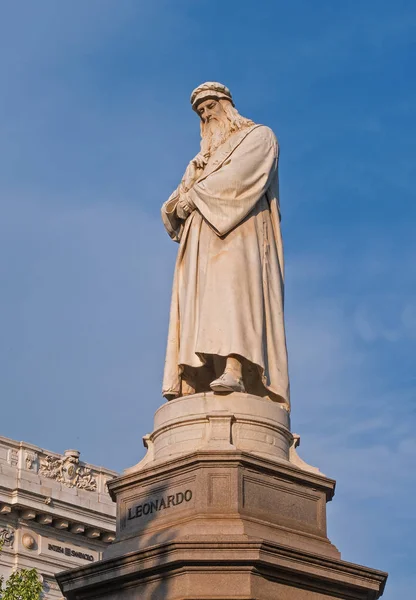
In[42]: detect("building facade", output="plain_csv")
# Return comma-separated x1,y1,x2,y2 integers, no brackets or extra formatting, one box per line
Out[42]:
0,436,117,598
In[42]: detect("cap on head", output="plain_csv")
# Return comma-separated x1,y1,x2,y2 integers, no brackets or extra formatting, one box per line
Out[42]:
190,82,234,112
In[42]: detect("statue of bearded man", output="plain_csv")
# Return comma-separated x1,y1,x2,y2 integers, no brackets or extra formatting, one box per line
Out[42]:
161,82,290,410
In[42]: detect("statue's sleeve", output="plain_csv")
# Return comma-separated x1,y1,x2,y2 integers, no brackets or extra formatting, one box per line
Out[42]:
161,189,183,242
185,127,278,237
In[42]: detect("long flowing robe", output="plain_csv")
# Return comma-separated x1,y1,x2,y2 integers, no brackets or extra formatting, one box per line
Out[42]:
161,124,290,409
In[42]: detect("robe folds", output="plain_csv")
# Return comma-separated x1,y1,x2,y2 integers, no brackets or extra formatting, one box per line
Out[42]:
161,124,290,409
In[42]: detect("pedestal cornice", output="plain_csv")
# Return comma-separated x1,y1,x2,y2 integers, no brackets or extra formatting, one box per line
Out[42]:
57,537,387,600
108,450,336,503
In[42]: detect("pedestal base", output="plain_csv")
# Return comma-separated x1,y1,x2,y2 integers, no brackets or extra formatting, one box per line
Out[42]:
57,537,387,599
57,394,387,599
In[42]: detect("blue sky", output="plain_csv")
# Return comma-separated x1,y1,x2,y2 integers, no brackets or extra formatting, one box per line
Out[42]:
1,1,415,596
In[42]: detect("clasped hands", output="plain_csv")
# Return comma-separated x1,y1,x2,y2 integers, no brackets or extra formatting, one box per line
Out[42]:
176,153,208,220
176,195,195,220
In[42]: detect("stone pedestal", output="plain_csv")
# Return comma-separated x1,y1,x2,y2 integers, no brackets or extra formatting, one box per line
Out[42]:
57,393,387,599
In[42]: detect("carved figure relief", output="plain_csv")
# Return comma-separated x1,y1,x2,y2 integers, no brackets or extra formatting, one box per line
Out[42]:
25,451,37,471
39,452,97,491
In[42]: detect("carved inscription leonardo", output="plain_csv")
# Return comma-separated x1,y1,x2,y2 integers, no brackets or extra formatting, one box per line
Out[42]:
121,481,196,532
127,489,193,521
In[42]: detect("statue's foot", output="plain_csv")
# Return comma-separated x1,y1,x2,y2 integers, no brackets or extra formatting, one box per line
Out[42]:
210,372,245,393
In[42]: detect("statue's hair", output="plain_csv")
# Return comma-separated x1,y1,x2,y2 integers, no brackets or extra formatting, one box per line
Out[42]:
200,99,255,156
218,99,255,132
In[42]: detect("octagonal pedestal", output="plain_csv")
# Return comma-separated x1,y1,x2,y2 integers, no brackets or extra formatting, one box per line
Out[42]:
57,394,387,599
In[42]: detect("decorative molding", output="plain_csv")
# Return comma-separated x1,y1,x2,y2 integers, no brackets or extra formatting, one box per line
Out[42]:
7,448,18,467
0,527,15,548
39,451,97,491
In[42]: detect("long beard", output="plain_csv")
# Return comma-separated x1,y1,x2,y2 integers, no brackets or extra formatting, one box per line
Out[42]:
200,118,231,157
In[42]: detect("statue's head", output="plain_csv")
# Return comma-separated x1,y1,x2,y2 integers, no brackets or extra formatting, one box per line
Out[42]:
190,82,254,156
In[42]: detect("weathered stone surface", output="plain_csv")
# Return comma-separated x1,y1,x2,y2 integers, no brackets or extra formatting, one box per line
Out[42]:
57,448,386,599
57,536,387,599
106,450,336,561
56,390,387,599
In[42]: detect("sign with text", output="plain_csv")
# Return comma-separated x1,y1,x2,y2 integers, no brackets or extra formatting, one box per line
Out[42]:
47,543,94,562
41,536,100,565
128,489,193,521
122,482,195,530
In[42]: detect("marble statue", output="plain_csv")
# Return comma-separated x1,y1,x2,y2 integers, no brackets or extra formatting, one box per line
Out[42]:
161,82,290,410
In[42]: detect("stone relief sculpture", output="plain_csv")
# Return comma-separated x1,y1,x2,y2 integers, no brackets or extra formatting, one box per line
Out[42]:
39,451,97,491
162,82,290,410
0,528,14,548
25,450,37,471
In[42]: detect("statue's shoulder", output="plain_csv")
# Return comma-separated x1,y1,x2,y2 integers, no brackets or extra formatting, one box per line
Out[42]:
246,124,278,146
